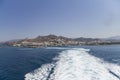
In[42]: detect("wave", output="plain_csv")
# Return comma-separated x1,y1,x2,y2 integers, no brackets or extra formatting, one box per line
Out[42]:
25,48,120,80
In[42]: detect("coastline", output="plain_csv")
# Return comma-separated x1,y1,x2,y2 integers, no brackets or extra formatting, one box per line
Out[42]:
2,35,120,48
3,43,120,48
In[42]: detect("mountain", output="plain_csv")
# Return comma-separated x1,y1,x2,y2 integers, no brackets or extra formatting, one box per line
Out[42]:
102,36,120,42
3,35,120,48
74,37,100,42
108,36,120,40
6,39,22,42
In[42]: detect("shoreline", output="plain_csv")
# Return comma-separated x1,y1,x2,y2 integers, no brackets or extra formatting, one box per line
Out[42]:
3,43,120,48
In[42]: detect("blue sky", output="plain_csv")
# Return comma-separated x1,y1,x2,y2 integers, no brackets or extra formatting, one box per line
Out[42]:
0,0,120,41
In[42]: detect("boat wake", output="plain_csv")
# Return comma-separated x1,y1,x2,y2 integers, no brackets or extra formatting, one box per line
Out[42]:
25,48,120,80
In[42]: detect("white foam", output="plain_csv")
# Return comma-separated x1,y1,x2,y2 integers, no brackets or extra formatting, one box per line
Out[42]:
25,48,120,80
25,64,55,80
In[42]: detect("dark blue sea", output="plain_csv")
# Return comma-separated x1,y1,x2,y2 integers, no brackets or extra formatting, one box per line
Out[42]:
0,45,120,80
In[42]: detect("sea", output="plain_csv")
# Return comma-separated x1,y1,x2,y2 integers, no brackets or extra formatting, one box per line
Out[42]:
0,45,120,80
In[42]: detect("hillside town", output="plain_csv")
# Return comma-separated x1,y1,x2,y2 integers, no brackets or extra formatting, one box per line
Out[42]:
3,35,120,48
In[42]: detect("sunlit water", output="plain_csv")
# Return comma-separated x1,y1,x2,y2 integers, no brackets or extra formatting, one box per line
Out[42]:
0,45,120,80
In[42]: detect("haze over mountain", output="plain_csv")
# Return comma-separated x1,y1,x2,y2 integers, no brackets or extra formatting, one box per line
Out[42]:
108,36,120,40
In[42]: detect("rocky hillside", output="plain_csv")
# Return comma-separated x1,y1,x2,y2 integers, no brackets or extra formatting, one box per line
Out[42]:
4,35,120,48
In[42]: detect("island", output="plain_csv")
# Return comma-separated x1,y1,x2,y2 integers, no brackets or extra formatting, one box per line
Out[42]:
3,35,120,48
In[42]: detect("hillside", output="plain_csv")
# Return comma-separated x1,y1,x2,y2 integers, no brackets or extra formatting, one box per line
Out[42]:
4,35,120,48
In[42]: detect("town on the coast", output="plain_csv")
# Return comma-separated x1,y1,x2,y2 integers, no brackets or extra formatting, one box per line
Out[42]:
2,35,120,48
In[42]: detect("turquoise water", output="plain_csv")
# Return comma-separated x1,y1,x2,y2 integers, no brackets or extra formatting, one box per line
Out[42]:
0,45,120,80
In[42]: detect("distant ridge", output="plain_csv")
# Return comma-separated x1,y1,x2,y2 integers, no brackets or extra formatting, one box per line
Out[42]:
108,36,120,40
74,37,99,42
7,34,100,43
6,39,22,42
